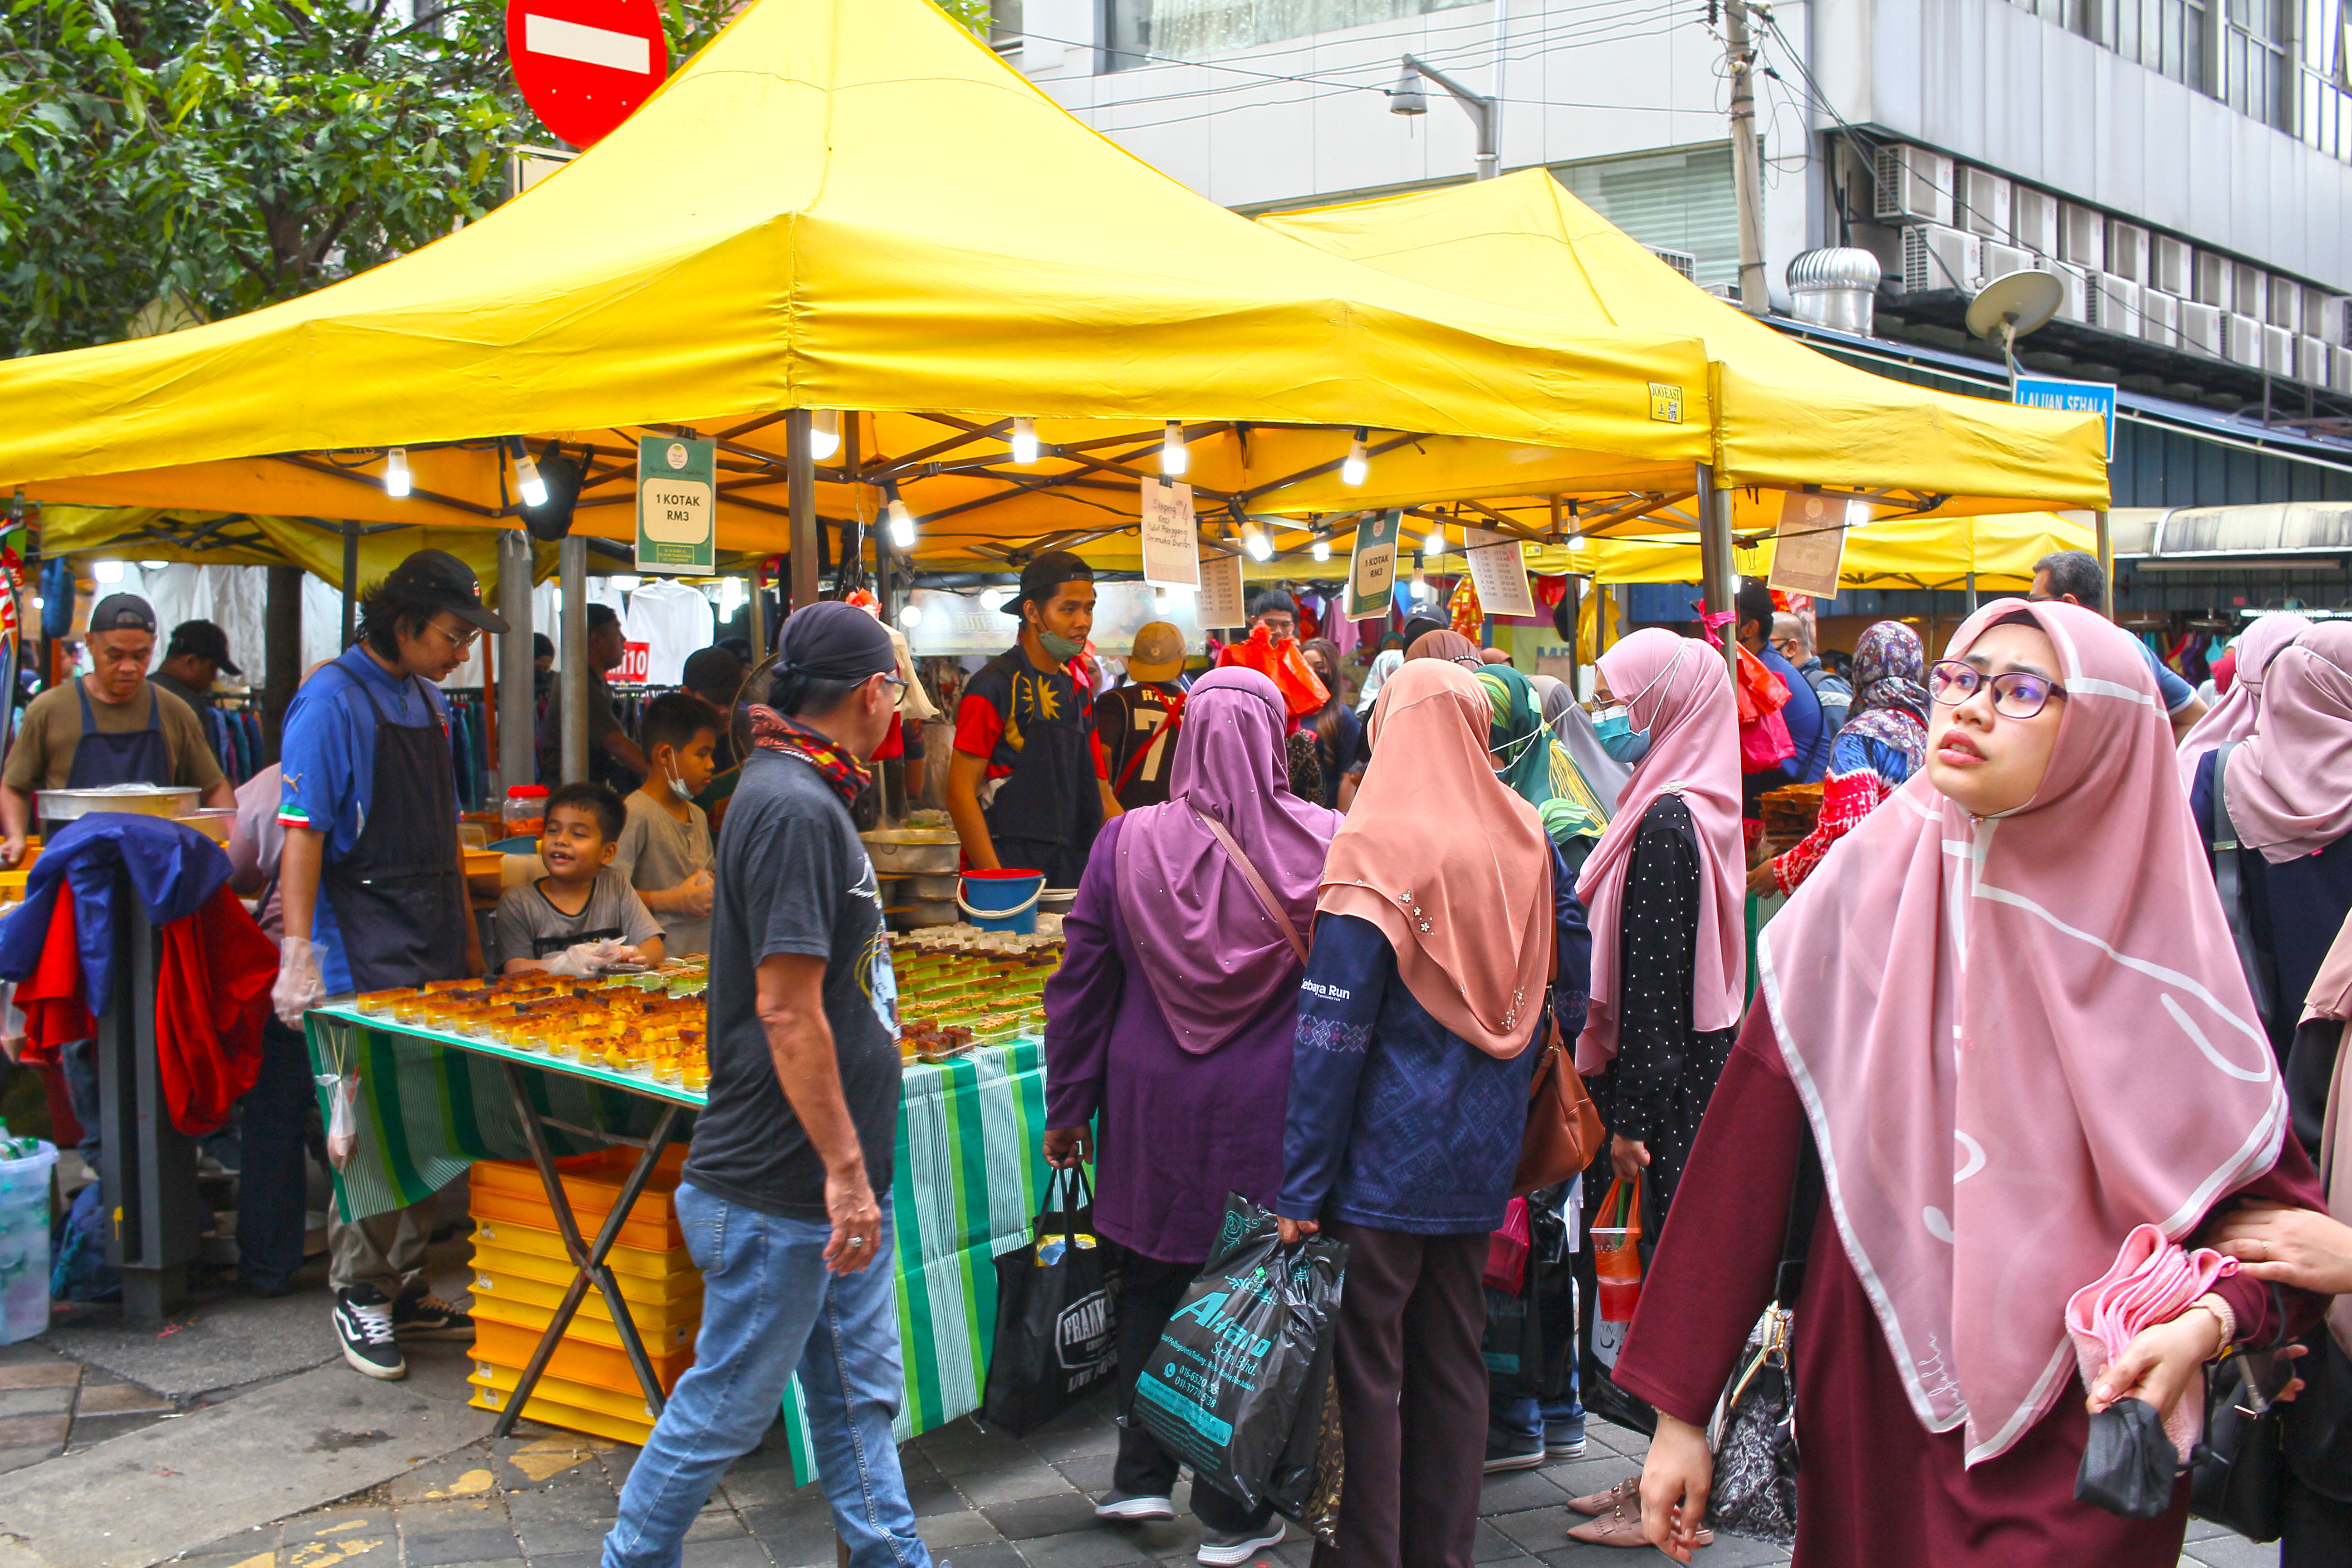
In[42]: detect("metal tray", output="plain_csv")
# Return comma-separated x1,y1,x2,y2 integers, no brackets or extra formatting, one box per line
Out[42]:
37,784,201,821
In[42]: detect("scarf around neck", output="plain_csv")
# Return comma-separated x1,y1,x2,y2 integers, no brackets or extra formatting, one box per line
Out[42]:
749,704,872,804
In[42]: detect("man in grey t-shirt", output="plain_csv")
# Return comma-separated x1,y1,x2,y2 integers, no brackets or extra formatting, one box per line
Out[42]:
605,604,936,1568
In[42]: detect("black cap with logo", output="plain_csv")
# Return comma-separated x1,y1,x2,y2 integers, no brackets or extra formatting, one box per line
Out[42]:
165,618,242,676
383,549,511,634
88,594,158,636
1004,550,1094,617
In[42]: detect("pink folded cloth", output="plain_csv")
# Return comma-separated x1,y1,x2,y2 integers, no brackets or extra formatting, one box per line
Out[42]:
2064,1223,2240,1461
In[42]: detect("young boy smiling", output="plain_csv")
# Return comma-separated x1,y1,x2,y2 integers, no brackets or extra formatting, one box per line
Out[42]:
494,782,666,975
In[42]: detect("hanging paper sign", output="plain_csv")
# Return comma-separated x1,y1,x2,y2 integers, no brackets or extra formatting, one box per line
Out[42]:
614,641,652,685
1348,509,1402,619
637,436,715,576
1461,527,1536,618
1196,549,1246,630
1139,481,1200,590
1767,492,1849,600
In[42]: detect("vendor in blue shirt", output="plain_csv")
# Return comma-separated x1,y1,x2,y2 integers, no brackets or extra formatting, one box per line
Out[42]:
2028,549,2209,741
1736,578,1833,819
270,549,504,1382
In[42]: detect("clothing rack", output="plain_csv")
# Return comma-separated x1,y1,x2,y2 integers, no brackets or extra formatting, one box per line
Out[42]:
199,693,268,786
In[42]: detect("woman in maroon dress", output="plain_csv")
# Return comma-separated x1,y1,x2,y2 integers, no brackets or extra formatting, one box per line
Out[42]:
1617,599,2325,1567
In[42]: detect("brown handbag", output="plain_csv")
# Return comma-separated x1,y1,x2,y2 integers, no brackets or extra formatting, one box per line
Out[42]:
1513,946,1605,1196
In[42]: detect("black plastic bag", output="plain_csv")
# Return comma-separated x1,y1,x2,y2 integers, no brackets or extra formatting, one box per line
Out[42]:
1133,1194,1348,1512
980,1167,1118,1437
1483,1190,1574,1401
2076,1397,2177,1520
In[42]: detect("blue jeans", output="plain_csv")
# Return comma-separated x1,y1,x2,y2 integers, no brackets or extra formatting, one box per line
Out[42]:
603,1183,934,1568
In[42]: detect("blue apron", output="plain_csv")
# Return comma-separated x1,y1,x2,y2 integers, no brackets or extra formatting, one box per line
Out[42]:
66,681,174,789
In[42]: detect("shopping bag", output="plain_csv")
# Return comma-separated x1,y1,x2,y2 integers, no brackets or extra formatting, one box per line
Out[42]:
1590,1177,1645,1371
1738,709,1796,774
1133,1194,1349,1512
980,1166,1118,1437
1485,1190,1576,1401
1484,1197,1531,1294
1218,627,1330,720
1733,643,1791,723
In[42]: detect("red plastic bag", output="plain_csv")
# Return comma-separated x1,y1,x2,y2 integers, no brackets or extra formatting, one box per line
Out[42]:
1484,1197,1531,1294
1740,709,1796,774
1217,626,1329,720
1733,642,1790,724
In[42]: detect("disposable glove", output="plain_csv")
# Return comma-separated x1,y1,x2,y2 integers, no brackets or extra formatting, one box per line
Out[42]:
273,935,325,1029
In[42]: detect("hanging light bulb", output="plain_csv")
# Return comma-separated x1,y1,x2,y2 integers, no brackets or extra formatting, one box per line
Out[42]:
385,446,412,498
1311,530,1331,563
1161,420,1189,478
1244,522,1273,562
610,574,642,593
139,560,169,571
1844,498,1871,534
1424,519,1446,561
1010,417,1039,466
887,487,917,549
899,600,925,628
510,438,549,508
1567,532,1586,553
810,409,842,461
91,560,124,584
1341,428,1369,487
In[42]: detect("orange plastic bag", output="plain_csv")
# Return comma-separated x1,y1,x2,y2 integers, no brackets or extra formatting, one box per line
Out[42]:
1217,625,1329,720
1590,1177,1645,1370
1733,643,1791,724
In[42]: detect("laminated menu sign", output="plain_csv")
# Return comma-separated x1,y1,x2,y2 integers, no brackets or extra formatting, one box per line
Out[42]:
1767,492,1850,601
637,436,715,575
1347,509,1401,618
1197,549,1245,630
1462,527,1535,618
1140,480,1201,590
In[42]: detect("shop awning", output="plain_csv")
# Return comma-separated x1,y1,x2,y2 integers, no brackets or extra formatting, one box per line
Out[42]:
0,0,1716,571
1527,510,2097,591
2111,503,2352,561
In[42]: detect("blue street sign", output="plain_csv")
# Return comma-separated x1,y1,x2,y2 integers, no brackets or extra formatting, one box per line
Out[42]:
2013,375,2116,459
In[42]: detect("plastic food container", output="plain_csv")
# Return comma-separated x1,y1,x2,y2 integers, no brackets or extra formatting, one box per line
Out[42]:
505,785,550,839
862,828,961,875
0,1140,58,1345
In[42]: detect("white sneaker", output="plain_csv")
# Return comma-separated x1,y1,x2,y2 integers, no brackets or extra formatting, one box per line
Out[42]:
1196,1520,1285,1566
1095,1491,1176,1522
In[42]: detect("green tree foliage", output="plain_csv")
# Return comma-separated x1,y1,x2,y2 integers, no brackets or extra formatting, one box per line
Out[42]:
0,0,738,357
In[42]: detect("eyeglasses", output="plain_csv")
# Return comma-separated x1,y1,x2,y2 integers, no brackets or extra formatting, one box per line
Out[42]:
877,673,907,697
427,621,480,654
1927,659,2067,719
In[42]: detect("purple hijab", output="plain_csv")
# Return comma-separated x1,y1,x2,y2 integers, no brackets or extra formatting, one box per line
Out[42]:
1114,666,1342,1054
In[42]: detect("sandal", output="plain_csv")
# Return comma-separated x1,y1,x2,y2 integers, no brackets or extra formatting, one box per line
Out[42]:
1565,1477,1640,1517
1564,1494,1713,1551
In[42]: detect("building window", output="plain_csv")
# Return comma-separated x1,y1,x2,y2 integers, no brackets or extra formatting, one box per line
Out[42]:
2038,0,2351,155
1553,143,1740,291
1104,0,1481,70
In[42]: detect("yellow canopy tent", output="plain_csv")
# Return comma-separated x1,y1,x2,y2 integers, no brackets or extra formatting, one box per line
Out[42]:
1257,172,2108,533
34,507,559,594
0,0,1716,580
1519,510,2097,589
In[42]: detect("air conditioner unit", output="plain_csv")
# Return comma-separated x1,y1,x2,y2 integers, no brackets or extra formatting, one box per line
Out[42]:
2321,295,2352,347
2105,221,2150,284
2060,203,2106,271
2011,186,2060,255
2333,344,2352,395
1875,144,1955,225
1979,242,2034,287
2140,289,2181,348
2234,263,2267,323
2264,322,2295,376
2268,278,2303,331
2179,300,2225,358
2194,251,2233,309
2298,333,2332,386
2033,256,2091,323
2223,312,2266,367
1901,224,1980,293
2090,274,2143,338
1960,168,2012,239
2153,235,2194,297
1646,246,1699,283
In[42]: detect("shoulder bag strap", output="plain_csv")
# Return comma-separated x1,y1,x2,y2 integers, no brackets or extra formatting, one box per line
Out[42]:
1186,799,1312,967
1773,1129,1825,1308
2208,742,2276,1022
1113,694,1183,794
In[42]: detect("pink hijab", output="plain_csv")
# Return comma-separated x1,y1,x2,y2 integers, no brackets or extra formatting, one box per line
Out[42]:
1320,659,1553,1057
1756,599,2288,1466
1573,629,1744,1074
2222,624,2352,864
1115,668,1342,1054
2176,612,2311,790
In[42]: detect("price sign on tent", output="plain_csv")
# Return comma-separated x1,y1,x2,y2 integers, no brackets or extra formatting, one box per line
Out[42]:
506,0,668,149
1461,526,1536,618
1767,492,1853,601
1196,550,1246,630
1139,481,1200,590
1348,510,1401,619
637,435,715,575
615,641,652,685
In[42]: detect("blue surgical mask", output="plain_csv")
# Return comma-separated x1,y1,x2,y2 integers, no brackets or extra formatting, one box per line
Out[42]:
1593,708,1651,764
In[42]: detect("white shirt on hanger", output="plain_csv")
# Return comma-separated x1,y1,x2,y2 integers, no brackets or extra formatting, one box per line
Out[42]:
623,578,715,687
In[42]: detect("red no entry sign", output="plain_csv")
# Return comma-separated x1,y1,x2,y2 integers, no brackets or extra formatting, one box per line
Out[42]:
505,0,668,150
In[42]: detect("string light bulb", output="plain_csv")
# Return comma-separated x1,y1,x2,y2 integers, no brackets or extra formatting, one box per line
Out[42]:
140,560,169,571
1161,420,1189,478
386,447,412,498
886,487,917,549
610,574,642,593
1311,530,1331,563
1010,418,1039,465
1342,429,1369,487
900,601,925,628
92,560,124,584
510,438,548,508
811,409,842,461
1424,519,1446,561
1244,521,1273,562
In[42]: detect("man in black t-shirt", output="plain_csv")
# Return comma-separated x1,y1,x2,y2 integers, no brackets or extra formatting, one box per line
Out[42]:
606,603,941,1568
1093,619,1191,810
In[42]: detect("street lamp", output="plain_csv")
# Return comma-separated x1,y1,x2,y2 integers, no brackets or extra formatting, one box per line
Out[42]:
1388,55,1496,181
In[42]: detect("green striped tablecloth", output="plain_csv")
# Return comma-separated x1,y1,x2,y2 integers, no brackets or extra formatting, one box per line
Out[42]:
304,1011,1052,1480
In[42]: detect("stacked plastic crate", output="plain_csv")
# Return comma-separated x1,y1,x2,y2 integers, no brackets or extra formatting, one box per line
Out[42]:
464,1145,702,1445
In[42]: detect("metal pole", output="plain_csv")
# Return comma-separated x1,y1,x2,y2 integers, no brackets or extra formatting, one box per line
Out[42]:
1697,463,1739,679
340,521,360,649
2095,509,2114,620
560,534,588,784
1723,0,1769,316
263,564,302,764
787,409,819,616
1401,55,1498,181
498,528,536,792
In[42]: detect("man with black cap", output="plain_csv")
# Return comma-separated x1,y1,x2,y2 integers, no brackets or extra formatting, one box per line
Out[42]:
945,550,1123,887
606,601,941,1568
151,618,240,715
0,593,233,868
1093,620,1191,811
271,549,506,1379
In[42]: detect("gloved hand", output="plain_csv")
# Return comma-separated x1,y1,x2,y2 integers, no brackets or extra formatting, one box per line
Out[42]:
544,938,636,978
274,935,325,1029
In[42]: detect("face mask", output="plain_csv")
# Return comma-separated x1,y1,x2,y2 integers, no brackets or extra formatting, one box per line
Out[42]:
1593,709,1651,764
666,765,694,802
1037,628,1085,662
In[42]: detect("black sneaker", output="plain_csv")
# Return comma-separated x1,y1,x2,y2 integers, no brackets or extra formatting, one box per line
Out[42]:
334,1285,407,1379
392,1289,474,1339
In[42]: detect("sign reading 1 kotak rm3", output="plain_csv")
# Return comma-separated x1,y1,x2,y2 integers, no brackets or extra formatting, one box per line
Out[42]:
637,436,716,576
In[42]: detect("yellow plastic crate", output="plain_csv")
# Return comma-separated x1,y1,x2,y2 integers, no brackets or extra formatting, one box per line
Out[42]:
469,1219,696,1283
472,1292,696,1355
469,1263,702,1331
470,1240,702,1304
469,1186,679,1253
470,1358,662,1429
468,1381,654,1448
472,1318,693,1396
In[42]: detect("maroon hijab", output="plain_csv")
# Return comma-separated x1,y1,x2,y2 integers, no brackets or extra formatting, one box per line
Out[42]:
1114,667,1342,1053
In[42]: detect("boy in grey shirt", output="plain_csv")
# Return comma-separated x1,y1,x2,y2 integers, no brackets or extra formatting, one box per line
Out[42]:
494,783,666,974
614,693,719,956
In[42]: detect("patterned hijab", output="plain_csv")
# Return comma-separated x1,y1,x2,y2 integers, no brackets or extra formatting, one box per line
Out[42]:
1479,665,1602,845
1841,620,1929,774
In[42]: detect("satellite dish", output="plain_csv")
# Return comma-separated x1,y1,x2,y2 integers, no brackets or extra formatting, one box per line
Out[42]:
1965,269,2064,346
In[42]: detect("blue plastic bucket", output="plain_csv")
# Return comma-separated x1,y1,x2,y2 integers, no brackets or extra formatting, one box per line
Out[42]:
958,869,1044,935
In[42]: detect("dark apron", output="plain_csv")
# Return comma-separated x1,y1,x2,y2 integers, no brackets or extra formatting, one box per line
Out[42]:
67,681,174,789
985,723,1101,889
322,673,469,992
